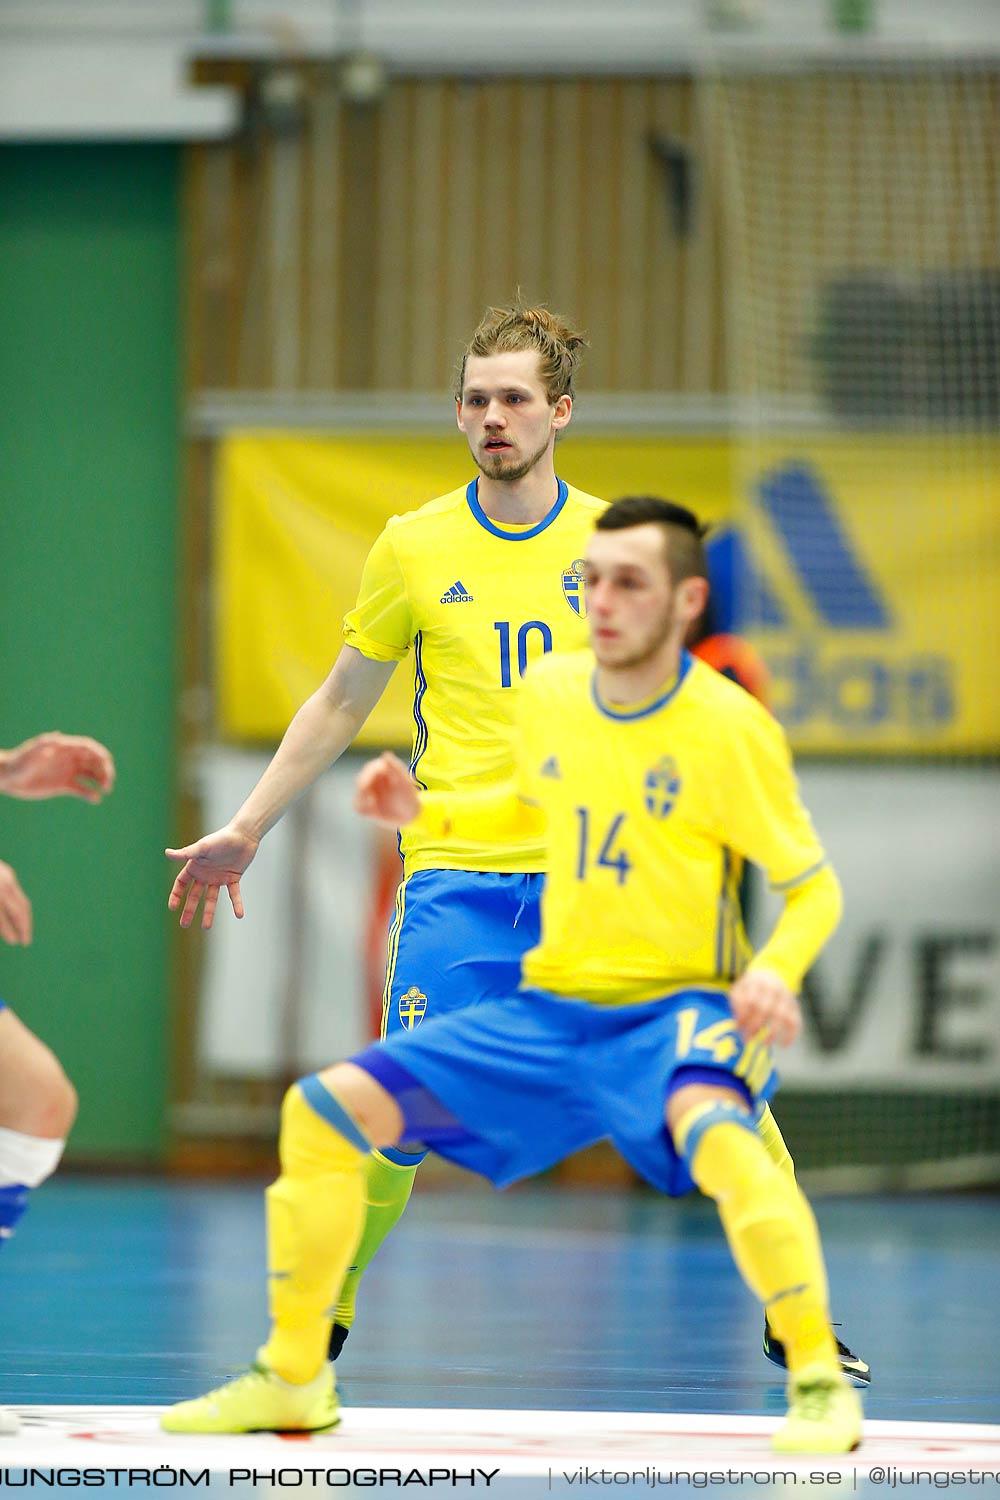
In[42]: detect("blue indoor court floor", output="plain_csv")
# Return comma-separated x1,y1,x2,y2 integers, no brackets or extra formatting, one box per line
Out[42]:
1,1179,998,1495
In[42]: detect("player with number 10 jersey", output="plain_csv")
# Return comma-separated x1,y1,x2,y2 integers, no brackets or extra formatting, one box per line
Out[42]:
165,303,602,1361
333,307,601,1353
344,479,603,878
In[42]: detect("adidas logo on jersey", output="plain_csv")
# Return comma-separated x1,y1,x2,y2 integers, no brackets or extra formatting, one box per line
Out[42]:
441,581,474,604
540,756,562,779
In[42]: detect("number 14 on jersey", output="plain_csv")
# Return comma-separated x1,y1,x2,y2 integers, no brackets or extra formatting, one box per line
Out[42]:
575,808,633,885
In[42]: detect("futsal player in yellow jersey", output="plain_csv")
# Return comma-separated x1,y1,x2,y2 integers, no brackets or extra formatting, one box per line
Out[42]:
341,446,603,881
165,304,602,1356
163,499,863,1453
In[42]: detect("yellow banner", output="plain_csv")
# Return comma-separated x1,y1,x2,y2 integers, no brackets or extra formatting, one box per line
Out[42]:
733,435,1000,753
216,432,1000,752
215,433,735,747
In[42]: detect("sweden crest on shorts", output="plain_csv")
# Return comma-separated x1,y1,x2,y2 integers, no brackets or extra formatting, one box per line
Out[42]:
644,756,681,819
561,559,588,617
398,985,428,1029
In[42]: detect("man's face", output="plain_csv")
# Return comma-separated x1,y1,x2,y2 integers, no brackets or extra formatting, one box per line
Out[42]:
584,524,704,671
457,350,570,482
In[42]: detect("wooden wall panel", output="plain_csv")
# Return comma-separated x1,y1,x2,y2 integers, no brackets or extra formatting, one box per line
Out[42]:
185,75,724,396
302,87,340,389
183,69,999,402
371,81,411,389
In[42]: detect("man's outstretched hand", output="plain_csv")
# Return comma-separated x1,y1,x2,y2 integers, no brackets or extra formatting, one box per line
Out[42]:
0,732,115,803
354,752,421,829
166,825,260,930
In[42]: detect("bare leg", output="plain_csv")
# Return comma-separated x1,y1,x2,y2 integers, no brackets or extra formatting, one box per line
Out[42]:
0,1008,77,1137
0,1008,76,1436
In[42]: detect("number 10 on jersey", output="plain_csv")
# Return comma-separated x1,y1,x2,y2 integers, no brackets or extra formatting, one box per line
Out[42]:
494,620,553,688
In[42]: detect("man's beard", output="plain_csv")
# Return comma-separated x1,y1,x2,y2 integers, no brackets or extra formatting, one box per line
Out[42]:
475,434,549,483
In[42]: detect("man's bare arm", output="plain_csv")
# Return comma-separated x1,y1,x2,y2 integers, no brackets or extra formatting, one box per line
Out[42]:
0,861,32,946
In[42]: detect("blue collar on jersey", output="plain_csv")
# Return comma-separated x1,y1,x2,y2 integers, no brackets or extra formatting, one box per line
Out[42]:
465,478,568,540
591,649,694,721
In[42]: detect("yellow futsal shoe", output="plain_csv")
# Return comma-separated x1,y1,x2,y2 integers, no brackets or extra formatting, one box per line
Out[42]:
772,1364,863,1454
162,1356,339,1435
0,1406,21,1436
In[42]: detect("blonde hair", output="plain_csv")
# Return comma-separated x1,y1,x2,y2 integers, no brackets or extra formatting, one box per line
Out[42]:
456,303,588,403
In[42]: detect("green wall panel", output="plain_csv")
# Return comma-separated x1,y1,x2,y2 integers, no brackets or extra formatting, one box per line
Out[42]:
0,145,180,1159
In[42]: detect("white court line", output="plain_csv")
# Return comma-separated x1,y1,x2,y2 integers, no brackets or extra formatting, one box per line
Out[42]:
3,1407,1000,1478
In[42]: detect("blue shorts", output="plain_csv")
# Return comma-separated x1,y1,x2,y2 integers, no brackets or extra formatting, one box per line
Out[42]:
353,987,777,1196
381,869,542,1035
377,869,542,1163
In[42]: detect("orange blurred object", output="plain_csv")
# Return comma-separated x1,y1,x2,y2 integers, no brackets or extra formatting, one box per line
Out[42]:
692,632,771,708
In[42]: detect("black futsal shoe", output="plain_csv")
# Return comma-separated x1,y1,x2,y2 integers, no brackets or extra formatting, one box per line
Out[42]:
763,1319,871,1386
328,1322,350,1360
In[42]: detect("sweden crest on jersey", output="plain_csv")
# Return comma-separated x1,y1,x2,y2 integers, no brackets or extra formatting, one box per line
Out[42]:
561,559,588,617
644,756,682,819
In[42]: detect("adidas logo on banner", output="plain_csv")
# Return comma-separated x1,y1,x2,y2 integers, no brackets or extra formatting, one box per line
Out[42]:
441,581,474,604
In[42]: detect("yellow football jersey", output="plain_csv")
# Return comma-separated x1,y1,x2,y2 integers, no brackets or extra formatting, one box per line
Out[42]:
419,649,840,1004
343,478,605,874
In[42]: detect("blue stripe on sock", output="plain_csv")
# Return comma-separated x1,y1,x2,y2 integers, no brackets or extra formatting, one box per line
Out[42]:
680,1102,756,1173
298,1075,371,1153
378,1143,428,1167
0,1183,29,1244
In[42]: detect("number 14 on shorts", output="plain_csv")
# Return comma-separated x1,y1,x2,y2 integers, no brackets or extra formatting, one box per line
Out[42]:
676,1005,772,1095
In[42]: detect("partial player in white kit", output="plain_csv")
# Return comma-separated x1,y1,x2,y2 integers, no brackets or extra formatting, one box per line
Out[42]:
0,731,115,1436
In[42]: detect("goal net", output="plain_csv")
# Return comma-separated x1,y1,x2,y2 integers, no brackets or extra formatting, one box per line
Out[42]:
700,59,1000,1186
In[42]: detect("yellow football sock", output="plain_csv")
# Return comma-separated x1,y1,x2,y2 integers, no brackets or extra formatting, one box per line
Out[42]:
334,1150,418,1331
756,1104,800,1342
677,1101,838,1376
260,1077,368,1385
756,1103,797,1182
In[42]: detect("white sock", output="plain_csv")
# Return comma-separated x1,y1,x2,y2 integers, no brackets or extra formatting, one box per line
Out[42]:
0,1126,66,1187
